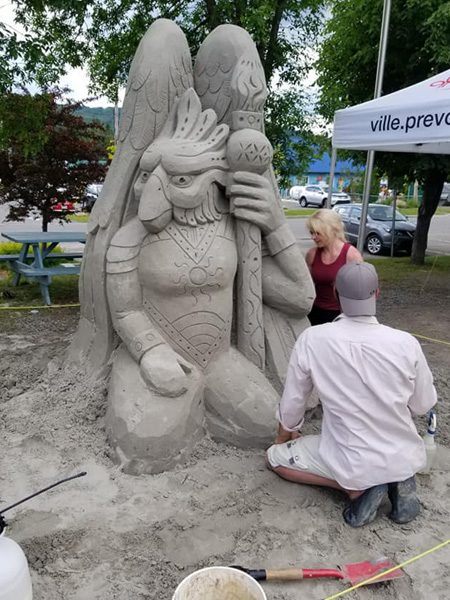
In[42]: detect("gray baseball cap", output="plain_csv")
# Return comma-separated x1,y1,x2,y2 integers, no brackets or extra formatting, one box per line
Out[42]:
335,262,378,316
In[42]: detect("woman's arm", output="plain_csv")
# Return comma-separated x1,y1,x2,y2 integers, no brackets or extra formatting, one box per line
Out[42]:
306,246,317,270
346,245,363,262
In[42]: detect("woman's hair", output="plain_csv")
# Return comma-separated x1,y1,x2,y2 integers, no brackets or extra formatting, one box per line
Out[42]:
306,209,347,244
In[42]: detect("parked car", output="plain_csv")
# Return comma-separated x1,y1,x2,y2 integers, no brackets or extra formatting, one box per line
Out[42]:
440,182,450,206
333,203,416,255
52,200,75,213
289,185,304,200
321,185,352,206
290,184,351,208
83,183,103,212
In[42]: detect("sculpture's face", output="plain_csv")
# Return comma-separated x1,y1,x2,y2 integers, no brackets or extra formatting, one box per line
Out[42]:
135,149,228,209
133,89,230,231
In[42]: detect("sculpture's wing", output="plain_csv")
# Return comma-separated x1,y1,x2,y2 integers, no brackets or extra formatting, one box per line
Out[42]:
69,19,193,373
194,24,267,127
195,26,283,212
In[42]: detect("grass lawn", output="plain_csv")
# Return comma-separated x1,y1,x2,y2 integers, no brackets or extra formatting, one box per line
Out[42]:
70,208,450,221
68,213,90,223
367,255,450,288
284,209,316,217
401,207,450,216
284,206,450,218
0,272,80,308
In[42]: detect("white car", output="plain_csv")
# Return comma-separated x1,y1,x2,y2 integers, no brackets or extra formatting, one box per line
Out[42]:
290,184,351,208
289,185,305,200
83,183,104,212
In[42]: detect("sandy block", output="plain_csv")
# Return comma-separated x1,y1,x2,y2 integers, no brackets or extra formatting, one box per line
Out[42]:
106,345,205,474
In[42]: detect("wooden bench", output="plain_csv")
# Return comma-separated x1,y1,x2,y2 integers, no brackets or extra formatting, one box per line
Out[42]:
0,252,83,261
1,231,86,305
18,265,82,277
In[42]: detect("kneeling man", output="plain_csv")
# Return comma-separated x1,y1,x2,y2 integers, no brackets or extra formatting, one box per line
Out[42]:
266,261,437,527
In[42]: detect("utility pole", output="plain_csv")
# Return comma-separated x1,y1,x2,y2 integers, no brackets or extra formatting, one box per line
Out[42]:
357,0,392,253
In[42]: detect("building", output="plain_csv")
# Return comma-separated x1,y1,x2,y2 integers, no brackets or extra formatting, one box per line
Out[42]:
286,153,361,192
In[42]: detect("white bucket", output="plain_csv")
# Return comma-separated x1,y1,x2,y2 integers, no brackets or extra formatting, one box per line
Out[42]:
172,566,266,600
0,533,33,600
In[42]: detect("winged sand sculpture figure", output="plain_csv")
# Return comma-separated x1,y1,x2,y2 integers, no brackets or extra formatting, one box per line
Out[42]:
68,19,315,474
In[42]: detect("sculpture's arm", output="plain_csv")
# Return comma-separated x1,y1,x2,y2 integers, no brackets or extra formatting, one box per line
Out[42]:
230,171,315,316
106,218,165,359
261,233,315,316
106,217,193,397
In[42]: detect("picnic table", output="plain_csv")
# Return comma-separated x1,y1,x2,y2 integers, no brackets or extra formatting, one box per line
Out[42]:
1,231,86,305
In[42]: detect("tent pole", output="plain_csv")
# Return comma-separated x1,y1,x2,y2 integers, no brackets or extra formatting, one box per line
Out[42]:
390,189,397,257
327,147,337,208
374,0,392,98
357,151,375,253
357,0,392,254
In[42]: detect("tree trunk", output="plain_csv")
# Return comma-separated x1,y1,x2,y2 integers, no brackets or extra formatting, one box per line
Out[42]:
410,171,445,265
261,0,286,82
42,214,49,232
205,0,218,29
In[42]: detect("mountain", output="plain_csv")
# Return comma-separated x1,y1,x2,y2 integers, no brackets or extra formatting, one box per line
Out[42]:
75,106,121,133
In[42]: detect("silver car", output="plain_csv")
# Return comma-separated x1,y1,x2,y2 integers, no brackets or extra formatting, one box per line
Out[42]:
83,183,104,212
296,184,351,208
333,204,416,255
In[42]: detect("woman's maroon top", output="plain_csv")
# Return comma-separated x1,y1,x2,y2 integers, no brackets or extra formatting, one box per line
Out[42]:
311,242,351,310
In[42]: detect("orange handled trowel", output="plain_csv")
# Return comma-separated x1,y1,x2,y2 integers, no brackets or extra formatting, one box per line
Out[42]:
230,557,404,586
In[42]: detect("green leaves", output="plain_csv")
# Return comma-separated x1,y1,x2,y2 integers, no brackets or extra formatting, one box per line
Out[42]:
1,0,328,193
0,87,108,230
316,0,450,183
316,0,450,263
0,89,52,156
265,86,323,187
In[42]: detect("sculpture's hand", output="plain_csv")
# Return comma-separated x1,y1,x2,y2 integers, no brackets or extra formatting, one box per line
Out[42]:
230,171,285,235
140,344,194,398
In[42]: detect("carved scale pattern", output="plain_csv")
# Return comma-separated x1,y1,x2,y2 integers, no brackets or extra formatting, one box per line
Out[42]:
143,299,230,368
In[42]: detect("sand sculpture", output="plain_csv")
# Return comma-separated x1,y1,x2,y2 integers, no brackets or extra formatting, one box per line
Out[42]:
68,19,315,474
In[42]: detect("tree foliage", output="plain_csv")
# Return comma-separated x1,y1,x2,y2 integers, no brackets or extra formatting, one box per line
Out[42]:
8,0,324,95
0,88,108,231
2,0,327,187
0,89,51,156
316,0,450,263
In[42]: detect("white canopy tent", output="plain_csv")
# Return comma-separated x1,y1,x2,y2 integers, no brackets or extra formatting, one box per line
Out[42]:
327,68,450,254
332,68,450,154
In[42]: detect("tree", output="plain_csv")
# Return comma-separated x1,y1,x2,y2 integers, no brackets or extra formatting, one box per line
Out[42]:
316,0,450,264
3,0,327,188
0,88,108,232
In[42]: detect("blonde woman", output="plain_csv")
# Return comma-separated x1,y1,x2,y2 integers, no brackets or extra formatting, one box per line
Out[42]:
306,209,363,325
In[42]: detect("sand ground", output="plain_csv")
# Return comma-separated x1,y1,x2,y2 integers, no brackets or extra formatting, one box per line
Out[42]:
1,272,449,600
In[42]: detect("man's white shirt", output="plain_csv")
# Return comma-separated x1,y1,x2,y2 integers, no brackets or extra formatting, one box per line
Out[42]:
277,315,437,490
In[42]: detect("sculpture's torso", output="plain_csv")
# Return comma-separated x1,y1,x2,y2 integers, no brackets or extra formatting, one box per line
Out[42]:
139,214,237,369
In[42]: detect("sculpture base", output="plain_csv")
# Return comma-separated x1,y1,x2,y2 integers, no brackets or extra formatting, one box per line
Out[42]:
204,347,278,448
106,345,205,475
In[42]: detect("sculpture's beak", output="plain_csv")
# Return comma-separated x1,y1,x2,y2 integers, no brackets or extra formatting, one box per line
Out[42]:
138,168,172,230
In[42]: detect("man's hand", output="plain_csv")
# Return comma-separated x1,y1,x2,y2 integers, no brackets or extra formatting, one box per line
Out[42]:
273,424,301,445
230,171,285,235
140,344,194,398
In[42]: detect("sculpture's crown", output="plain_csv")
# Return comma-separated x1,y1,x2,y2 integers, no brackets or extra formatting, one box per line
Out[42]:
141,89,230,175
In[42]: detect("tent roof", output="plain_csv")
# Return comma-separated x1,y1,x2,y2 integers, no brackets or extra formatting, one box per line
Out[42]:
332,69,450,154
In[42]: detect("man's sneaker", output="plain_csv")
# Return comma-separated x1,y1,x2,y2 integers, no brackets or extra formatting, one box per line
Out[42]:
343,484,388,527
388,476,420,524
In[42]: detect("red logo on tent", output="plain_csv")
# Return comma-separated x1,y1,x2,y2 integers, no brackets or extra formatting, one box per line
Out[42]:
430,77,450,89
